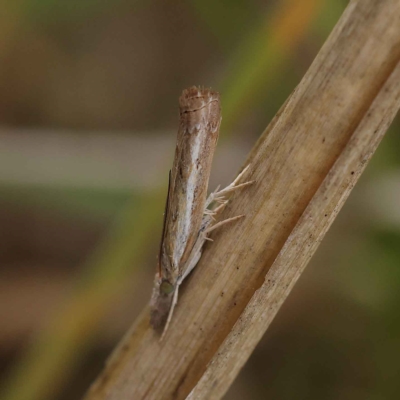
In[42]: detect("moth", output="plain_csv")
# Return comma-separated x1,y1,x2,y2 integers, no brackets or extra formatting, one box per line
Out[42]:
150,86,252,337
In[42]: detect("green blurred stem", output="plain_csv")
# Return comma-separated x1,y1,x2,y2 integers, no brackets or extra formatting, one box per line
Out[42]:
0,189,163,400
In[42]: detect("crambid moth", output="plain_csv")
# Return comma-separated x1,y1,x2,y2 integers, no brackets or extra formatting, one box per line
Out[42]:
150,86,252,337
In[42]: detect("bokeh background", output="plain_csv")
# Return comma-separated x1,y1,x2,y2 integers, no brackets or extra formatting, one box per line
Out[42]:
1,1,400,399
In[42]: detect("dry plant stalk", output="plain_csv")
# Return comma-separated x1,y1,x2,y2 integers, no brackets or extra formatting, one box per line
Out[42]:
85,0,400,399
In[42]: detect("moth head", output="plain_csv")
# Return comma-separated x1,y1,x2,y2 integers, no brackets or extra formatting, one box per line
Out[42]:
160,280,174,295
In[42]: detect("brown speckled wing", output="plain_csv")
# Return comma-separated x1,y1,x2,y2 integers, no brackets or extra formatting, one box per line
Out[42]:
150,87,221,330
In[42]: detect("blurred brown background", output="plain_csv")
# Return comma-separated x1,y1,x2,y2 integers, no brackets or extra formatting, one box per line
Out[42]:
1,1,400,399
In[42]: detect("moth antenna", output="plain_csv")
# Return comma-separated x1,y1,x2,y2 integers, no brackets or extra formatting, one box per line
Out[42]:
160,286,180,341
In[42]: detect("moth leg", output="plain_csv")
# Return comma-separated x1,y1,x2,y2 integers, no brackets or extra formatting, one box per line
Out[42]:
202,214,245,242
205,164,254,208
179,242,203,282
202,165,253,240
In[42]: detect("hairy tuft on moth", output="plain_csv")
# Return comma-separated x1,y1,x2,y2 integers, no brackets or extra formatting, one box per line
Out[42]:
150,86,253,337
